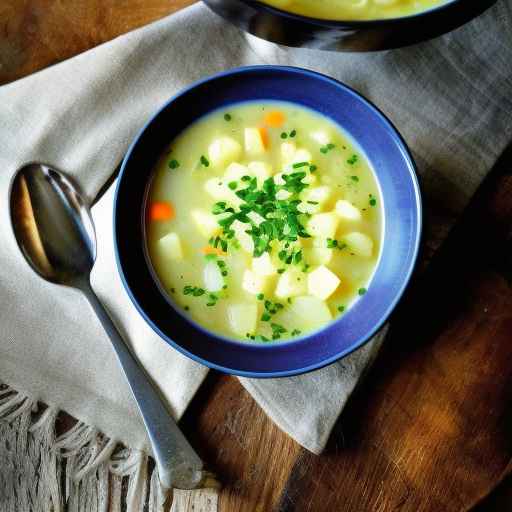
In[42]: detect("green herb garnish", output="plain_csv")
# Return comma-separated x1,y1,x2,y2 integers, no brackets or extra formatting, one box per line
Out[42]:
168,159,180,169
358,288,367,296
200,155,210,167
224,113,232,121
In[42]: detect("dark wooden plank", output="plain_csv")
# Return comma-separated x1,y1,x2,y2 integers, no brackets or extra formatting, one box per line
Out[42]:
0,0,195,85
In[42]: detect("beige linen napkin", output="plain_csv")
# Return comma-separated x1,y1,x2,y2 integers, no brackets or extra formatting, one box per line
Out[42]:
1,0,512,464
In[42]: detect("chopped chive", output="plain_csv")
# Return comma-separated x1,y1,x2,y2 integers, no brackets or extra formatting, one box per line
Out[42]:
350,176,359,182
184,305,190,311
358,288,367,296
309,165,317,172
217,260,226,268
228,181,238,190
277,268,285,274
291,329,301,336
338,305,345,312
327,143,335,150
257,293,264,300
222,284,228,289
307,200,319,205
224,113,232,121
290,129,296,138
320,147,328,154
241,175,251,181
369,198,377,207
261,313,271,322
200,155,210,167
347,154,358,165
168,159,180,169
292,161,309,169
221,270,228,276
287,297,292,304
280,132,288,139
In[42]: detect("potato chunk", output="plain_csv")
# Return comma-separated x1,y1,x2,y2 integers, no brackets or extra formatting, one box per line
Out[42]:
252,253,276,276
157,232,183,261
203,261,224,292
191,210,220,238
208,136,242,168
307,266,341,300
343,232,374,258
274,296,332,332
245,128,266,156
303,247,332,266
335,200,362,222
247,161,272,185
224,162,249,181
242,269,268,295
307,212,339,239
227,303,258,336
275,268,307,299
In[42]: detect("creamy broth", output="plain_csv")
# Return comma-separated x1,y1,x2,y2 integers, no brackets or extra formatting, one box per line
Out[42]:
146,102,382,342
259,0,450,20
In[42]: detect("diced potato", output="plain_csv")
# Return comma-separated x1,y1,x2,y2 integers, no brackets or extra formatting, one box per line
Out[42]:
310,130,330,146
191,210,220,238
343,232,374,258
303,247,332,266
304,186,331,205
275,268,307,299
299,186,331,213
307,212,339,239
252,252,276,276
242,269,268,295
232,219,254,253
208,136,242,168
248,161,272,185
291,148,312,165
247,211,265,226
245,128,266,156
157,232,183,261
274,296,332,332
203,261,224,292
335,200,362,222
307,266,341,300
281,141,297,164
227,303,258,336
204,178,241,206
224,162,249,181
276,189,292,200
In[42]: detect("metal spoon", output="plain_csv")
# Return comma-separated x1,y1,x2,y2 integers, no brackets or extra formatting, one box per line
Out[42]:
9,163,208,490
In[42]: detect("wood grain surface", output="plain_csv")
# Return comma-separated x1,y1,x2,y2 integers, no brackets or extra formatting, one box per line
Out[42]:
2,2,512,511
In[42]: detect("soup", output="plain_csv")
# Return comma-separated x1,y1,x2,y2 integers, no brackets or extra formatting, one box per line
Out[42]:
146,102,382,342
258,0,450,20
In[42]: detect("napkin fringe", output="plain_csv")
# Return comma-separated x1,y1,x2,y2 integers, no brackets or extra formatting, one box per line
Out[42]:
0,382,168,512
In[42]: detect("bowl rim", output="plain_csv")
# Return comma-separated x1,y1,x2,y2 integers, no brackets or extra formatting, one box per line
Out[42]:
114,65,423,378
234,0,460,27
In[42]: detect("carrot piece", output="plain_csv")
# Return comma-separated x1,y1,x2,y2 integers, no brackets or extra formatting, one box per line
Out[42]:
150,201,175,221
258,126,269,149
201,245,227,256
264,111,285,128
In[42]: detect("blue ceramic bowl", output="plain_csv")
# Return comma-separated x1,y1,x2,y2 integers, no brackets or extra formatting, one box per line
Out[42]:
114,66,422,378
203,0,497,51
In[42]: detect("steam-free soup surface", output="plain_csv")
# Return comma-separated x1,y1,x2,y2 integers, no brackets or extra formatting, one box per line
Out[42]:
147,102,381,342
259,0,449,20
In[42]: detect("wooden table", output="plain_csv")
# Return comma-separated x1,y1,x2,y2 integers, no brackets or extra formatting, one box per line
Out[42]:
3,2,512,510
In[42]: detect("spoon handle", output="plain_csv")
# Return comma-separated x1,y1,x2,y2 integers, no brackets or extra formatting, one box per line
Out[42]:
81,284,204,490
